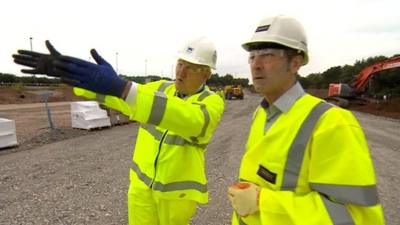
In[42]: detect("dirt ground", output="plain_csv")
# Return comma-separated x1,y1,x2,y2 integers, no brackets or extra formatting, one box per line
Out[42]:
0,87,399,224
306,88,400,119
0,86,91,154
0,85,86,105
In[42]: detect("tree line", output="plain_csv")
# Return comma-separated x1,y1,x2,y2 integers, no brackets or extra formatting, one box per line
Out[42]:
0,74,60,85
0,73,250,87
2,54,399,97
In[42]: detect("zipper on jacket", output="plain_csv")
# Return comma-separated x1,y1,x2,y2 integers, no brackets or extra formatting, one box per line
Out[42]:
150,130,168,188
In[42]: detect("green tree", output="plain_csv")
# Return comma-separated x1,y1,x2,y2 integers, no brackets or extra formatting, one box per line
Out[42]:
0,73,18,83
321,66,342,88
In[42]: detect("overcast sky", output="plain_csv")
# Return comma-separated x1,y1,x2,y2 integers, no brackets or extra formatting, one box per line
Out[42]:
1,0,399,80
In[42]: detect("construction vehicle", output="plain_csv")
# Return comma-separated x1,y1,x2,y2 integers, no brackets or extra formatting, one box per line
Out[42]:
224,85,244,100
325,56,400,108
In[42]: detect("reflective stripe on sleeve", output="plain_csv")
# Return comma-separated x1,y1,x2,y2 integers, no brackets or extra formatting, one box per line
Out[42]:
281,102,332,190
131,161,207,193
147,91,167,125
311,183,379,206
147,81,173,125
191,102,210,140
193,90,213,139
158,81,174,92
321,194,355,225
197,90,212,101
198,104,210,137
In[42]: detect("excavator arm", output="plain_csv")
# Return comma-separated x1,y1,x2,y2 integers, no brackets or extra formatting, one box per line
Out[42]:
326,56,400,108
352,56,400,93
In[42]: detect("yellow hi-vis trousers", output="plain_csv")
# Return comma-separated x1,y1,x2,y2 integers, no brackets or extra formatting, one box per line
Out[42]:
128,184,197,225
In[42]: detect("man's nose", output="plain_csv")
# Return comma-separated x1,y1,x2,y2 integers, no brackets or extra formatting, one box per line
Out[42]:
250,56,263,70
176,67,187,78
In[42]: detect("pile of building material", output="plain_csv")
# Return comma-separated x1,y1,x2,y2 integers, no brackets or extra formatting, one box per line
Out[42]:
71,101,111,130
0,118,18,149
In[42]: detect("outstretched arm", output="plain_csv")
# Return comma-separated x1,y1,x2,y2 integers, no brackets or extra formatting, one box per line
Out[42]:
13,41,130,98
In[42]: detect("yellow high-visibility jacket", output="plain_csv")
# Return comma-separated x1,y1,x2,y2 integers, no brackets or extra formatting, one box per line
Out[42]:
234,94,384,225
74,80,224,204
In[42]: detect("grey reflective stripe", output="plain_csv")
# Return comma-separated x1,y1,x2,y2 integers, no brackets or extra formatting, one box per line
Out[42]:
147,82,174,125
141,124,208,148
164,135,208,148
153,180,207,193
194,90,212,139
191,103,210,140
96,94,105,103
282,102,332,190
141,124,164,140
198,90,212,101
131,160,153,186
321,195,355,225
147,92,167,125
199,104,210,137
165,134,186,145
158,81,174,92
131,161,207,193
311,183,379,206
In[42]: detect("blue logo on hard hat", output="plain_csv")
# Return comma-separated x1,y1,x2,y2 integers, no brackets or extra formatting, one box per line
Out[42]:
186,47,194,53
256,25,270,32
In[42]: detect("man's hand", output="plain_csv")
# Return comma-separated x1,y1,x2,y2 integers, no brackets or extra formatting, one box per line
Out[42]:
12,40,61,76
228,182,261,217
13,41,129,98
52,49,128,98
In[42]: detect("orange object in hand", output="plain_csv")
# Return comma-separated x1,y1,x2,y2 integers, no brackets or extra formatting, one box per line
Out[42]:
228,182,261,217
232,182,250,189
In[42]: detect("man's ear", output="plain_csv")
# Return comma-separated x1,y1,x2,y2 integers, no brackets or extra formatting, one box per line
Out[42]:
290,55,304,73
203,70,212,81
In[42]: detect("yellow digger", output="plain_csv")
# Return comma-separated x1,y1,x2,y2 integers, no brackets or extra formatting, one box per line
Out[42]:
224,85,244,100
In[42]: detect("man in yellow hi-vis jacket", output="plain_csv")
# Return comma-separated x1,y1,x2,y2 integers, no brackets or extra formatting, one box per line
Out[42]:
13,37,224,225
227,15,384,225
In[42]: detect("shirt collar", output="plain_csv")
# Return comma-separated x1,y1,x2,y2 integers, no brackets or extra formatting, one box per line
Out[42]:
260,82,305,113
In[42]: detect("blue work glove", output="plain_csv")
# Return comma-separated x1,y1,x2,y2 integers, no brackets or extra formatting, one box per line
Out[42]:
53,49,128,98
13,40,61,76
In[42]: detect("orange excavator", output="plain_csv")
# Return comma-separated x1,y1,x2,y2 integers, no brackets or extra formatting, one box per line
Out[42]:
325,56,400,108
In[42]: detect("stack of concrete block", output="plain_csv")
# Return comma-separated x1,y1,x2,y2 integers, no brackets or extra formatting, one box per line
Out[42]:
70,101,111,130
0,118,18,149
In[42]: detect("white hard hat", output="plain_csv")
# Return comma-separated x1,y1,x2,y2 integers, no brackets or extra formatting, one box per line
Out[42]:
242,15,309,64
177,37,217,69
